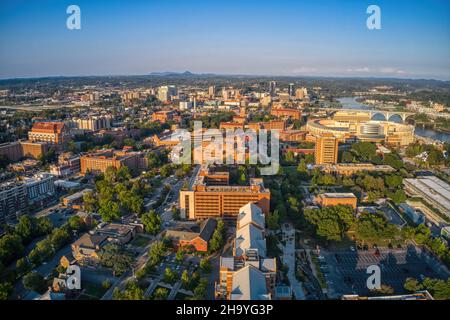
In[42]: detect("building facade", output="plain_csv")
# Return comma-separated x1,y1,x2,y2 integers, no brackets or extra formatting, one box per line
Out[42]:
28,121,70,148
314,134,338,165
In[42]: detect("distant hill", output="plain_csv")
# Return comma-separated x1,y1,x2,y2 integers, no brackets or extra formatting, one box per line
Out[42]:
149,71,194,76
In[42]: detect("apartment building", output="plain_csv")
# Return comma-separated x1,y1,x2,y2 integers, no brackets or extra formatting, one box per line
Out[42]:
179,168,270,220
72,115,111,131
0,140,49,161
0,141,22,162
0,180,28,223
0,173,55,222
314,134,338,165
25,173,56,206
80,149,146,175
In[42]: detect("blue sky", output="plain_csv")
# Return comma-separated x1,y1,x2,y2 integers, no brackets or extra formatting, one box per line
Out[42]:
0,0,449,79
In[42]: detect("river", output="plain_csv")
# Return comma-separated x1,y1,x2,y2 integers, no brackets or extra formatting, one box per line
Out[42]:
336,97,450,142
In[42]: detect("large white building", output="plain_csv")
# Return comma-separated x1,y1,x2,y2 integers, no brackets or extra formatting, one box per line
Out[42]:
403,176,450,219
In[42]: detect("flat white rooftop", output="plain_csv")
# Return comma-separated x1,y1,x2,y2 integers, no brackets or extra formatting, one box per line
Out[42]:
404,176,450,214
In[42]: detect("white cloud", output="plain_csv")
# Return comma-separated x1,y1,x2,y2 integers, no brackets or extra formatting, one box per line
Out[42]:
379,67,407,74
346,67,371,73
292,67,318,74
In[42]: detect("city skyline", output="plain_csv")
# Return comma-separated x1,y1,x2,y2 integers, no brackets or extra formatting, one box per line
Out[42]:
0,0,449,80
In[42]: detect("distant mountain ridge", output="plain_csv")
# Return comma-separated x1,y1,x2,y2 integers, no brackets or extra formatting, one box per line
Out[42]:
148,71,217,77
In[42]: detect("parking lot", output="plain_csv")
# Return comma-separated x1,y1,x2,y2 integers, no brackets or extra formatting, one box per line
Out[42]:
318,244,447,297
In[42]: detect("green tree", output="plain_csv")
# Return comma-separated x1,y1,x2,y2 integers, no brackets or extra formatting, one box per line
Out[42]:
304,205,355,242
209,220,225,253
387,189,407,204
15,215,38,243
192,278,208,300
422,278,450,300
181,270,190,288
50,228,71,249
153,287,169,300
175,249,185,263
117,166,132,182
100,244,134,276
163,267,178,284
22,271,47,293
383,153,404,170
0,282,13,300
385,174,403,189
267,210,280,230
113,280,144,300
148,241,167,266
16,257,32,275
83,190,98,212
37,217,53,235
141,210,162,235
404,278,423,292
104,166,118,184
199,258,212,274
0,234,24,266
67,216,86,232
296,159,309,180
352,142,377,161
98,199,121,222
341,151,355,163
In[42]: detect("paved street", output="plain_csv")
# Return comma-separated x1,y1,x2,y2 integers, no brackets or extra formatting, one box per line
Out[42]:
13,244,72,299
281,224,306,300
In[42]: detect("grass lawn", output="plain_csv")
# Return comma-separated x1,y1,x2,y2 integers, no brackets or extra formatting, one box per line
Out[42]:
77,281,108,300
175,292,191,300
131,235,151,247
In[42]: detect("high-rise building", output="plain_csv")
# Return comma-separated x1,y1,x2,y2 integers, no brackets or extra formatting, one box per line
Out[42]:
208,86,216,98
314,134,338,165
295,88,308,100
269,81,276,96
158,85,177,102
73,116,111,131
288,83,295,97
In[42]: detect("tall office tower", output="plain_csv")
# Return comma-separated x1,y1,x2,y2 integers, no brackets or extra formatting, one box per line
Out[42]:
269,81,276,96
158,85,177,102
295,88,308,99
208,86,216,98
314,134,338,165
288,83,295,97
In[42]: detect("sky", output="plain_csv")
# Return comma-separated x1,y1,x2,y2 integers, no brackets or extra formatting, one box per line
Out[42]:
0,0,449,80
